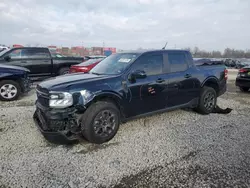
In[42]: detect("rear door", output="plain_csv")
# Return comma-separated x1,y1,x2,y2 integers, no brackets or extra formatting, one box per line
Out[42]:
165,51,200,107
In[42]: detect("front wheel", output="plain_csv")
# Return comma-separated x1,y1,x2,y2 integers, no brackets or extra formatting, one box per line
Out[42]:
239,87,249,92
195,86,217,115
80,101,120,144
0,80,21,101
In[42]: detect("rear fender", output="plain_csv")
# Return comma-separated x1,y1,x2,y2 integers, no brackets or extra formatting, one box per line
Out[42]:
201,76,219,87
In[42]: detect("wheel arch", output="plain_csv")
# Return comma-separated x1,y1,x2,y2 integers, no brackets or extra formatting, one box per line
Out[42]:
84,91,125,117
0,74,23,92
201,77,220,95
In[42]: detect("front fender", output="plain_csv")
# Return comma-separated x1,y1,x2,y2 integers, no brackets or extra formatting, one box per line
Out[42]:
0,73,14,79
72,89,123,111
0,72,24,80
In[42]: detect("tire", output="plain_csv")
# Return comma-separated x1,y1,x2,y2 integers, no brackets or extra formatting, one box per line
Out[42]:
80,101,120,144
0,80,21,101
239,87,249,92
59,67,70,75
195,86,217,115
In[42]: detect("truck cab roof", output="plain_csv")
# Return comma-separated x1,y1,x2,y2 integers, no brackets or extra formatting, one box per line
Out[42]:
118,49,190,55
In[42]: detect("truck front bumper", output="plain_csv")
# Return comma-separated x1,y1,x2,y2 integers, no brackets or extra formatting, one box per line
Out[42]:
33,103,80,144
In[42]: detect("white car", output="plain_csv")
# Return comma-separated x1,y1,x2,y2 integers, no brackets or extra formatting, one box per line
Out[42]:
0,46,9,52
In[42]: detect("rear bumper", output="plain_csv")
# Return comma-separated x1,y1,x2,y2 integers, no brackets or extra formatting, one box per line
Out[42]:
235,78,250,88
33,103,80,144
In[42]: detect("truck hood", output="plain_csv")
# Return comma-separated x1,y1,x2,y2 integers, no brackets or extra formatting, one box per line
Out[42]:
39,73,110,90
0,64,30,72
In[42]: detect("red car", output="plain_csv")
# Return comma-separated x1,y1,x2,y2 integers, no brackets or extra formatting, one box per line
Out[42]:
69,58,104,73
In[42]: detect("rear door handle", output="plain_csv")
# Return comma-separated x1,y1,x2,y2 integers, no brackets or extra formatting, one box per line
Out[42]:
184,74,192,78
21,61,27,63
156,78,165,83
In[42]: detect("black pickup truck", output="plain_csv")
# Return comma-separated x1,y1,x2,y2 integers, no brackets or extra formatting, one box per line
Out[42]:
0,47,84,80
33,49,227,144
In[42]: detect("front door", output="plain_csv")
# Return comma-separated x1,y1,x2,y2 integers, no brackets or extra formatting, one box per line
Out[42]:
125,52,168,117
1,48,33,71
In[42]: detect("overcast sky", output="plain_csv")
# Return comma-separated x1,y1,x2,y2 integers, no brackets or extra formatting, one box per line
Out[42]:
0,0,250,51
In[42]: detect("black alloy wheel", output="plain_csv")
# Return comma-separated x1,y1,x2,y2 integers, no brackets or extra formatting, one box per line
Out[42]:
93,110,117,137
80,100,120,144
203,91,216,111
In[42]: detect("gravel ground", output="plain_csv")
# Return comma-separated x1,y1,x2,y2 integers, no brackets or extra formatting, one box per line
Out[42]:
0,75,250,188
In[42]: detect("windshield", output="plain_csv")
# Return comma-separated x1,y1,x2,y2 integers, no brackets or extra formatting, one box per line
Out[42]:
89,53,140,75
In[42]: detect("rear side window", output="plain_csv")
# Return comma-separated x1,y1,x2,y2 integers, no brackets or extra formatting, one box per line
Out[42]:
168,52,188,73
132,54,163,76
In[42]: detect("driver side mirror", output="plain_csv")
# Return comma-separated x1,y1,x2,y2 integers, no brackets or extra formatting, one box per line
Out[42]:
4,55,11,62
128,70,147,82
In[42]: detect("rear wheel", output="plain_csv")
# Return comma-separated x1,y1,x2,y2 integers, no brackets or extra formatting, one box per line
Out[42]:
0,80,21,101
195,86,217,114
80,101,120,144
59,67,70,75
239,87,249,92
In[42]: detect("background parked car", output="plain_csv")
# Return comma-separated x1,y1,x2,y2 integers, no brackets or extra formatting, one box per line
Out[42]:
84,55,106,61
69,58,104,73
0,47,84,81
235,66,250,92
0,64,31,101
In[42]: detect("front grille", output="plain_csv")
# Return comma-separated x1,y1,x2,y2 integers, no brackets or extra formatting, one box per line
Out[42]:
36,85,50,107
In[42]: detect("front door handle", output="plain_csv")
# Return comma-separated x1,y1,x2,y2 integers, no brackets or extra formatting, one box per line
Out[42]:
21,61,27,63
184,74,192,78
156,78,165,83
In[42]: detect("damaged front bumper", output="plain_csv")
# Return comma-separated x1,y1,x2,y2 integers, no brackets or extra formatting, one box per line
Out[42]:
33,102,81,144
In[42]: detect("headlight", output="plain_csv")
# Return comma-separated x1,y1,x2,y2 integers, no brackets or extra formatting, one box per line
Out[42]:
49,92,73,108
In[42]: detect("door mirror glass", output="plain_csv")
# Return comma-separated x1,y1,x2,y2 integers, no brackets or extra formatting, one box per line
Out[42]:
4,55,11,61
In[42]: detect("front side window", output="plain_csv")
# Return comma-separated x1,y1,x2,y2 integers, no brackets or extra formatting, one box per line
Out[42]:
168,52,188,73
131,54,163,76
